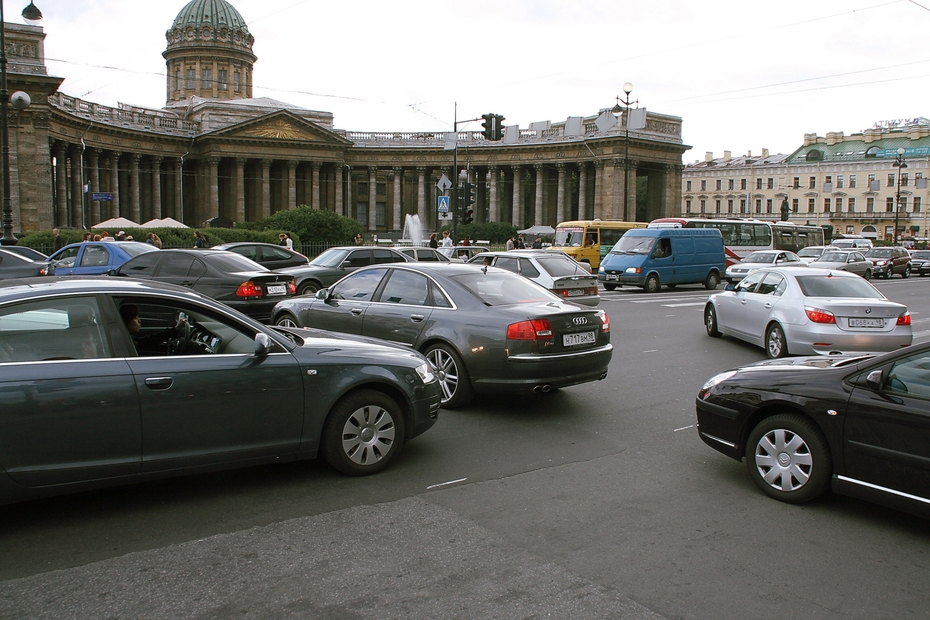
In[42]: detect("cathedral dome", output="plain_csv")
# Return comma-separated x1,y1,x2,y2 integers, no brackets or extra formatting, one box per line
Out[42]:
165,0,254,56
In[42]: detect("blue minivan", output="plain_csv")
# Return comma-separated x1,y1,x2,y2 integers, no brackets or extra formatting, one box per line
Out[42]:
598,228,725,293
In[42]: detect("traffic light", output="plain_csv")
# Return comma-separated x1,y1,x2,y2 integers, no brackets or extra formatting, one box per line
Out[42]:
492,114,505,141
481,113,494,140
460,182,476,224
463,207,474,225
467,182,477,207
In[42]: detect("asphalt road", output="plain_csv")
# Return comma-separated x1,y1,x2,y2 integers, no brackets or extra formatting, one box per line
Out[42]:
2,277,929,619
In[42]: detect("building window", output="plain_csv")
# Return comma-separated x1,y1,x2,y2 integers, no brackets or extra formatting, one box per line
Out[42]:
836,198,843,212
686,180,692,191
868,173,876,185
792,198,799,213
376,203,386,226
849,174,857,188
727,199,734,213
848,198,856,212
846,225,855,234
887,174,895,187
885,226,894,239
914,197,922,212
867,197,874,212
755,199,762,213
202,68,211,89
186,68,195,89
837,175,844,189
825,175,832,185
218,69,228,90
728,179,734,190
700,180,706,191
740,198,746,213
792,177,800,189
901,173,909,187
358,182,368,195
899,197,908,212
686,200,692,214
766,199,773,213
740,179,747,190
886,197,894,212
356,203,367,225
175,69,180,91
715,199,721,213
824,198,831,213
809,177,816,189
715,179,722,191
808,198,815,213
377,183,387,196
756,178,763,190
767,178,774,189
700,199,706,214
234,71,241,92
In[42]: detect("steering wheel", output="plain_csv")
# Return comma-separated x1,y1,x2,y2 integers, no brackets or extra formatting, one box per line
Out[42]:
167,311,193,355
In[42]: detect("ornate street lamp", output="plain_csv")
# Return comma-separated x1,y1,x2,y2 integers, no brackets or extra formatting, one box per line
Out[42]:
612,82,636,221
893,147,907,245
1,2,42,246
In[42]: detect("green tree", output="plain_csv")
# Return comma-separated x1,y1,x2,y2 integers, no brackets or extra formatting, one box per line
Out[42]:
247,206,364,244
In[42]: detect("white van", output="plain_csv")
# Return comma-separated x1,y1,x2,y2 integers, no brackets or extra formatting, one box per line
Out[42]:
831,236,873,250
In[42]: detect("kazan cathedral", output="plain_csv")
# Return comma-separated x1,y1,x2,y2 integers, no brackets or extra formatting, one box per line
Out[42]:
4,0,687,235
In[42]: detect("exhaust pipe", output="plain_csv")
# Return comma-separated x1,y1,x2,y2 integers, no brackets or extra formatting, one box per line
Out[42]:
598,372,608,381
533,384,553,393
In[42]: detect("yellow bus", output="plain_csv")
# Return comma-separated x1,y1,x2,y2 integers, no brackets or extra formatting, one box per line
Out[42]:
551,220,648,269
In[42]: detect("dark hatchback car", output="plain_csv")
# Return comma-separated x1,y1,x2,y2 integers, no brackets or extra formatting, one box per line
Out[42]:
0,248,47,279
278,246,412,296
272,263,612,408
112,249,296,322
864,246,911,279
0,277,440,505
695,342,930,517
213,242,310,270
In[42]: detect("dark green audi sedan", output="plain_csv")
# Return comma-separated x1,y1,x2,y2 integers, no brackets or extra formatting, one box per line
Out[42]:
0,277,440,505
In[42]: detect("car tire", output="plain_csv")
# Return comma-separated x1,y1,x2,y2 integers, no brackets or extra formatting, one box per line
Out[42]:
298,281,320,296
603,283,617,291
885,267,892,279
424,343,474,408
765,323,789,358
644,273,660,294
902,265,910,279
321,389,405,476
704,271,720,290
863,269,871,280
275,313,300,328
745,414,832,504
705,304,721,337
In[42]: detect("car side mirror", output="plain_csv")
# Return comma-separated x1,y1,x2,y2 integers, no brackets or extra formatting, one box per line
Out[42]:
254,332,273,357
866,369,884,390
725,283,736,291
340,261,351,269
316,288,330,300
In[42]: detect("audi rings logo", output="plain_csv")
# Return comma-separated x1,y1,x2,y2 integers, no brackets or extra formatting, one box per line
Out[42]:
573,317,588,325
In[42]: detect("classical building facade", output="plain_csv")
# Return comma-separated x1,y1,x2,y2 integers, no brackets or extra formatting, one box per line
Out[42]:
682,119,930,242
4,0,687,236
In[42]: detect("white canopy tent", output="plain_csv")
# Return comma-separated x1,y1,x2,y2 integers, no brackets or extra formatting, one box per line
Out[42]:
91,217,140,229
141,218,188,228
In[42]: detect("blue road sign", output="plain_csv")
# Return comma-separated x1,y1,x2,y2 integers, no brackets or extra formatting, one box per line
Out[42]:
91,192,113,201
437,195,450,212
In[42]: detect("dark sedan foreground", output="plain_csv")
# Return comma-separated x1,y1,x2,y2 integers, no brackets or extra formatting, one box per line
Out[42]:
695,343,930,517
0,277,440,505
272,263,612,408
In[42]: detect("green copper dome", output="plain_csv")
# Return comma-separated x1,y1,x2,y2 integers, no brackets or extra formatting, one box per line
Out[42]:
172,0,249,33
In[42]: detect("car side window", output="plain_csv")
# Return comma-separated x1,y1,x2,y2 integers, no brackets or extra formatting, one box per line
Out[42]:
653,238,672,259
80,245,110,267
519,259,541,278
264,247,291,260
886,353,930,399
119,252,160,276
377,270,429,306
373,249,401,264
756,272,785,296
735,271,764,293
429,280,453,308
417,249,439,262
0,297,110,362
158,254,197,277
345,250,372,268
495,257,520,273
331,268,387,301
53,247,79,268
231,246,257,261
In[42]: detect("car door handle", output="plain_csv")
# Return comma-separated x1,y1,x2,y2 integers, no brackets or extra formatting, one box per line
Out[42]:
740,299,748,305
351,308,364,316
764,303,773,309
144,377,173,390
180,281,194,287
410,314,425,322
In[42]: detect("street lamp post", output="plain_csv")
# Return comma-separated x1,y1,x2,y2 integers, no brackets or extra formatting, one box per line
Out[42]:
0,2,42,246
612,82,636,221
893,147,907,245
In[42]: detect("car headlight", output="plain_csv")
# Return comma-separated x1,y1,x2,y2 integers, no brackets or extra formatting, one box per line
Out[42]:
701,370,736,391
415,362,436,384
598,267,605,274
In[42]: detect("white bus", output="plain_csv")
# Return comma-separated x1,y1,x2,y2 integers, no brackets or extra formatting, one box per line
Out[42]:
648,218,825,266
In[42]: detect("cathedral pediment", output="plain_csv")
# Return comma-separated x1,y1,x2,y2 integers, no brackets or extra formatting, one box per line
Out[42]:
206,110,351,145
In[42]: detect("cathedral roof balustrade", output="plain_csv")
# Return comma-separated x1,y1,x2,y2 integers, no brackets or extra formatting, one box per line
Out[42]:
49,93,200,135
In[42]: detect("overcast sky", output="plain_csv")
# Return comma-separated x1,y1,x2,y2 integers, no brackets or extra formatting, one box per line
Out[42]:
27,0,930,163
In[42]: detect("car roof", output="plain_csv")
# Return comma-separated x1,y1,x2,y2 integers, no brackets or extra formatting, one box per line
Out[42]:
0,275,211,304
214,242,294,249
754,266,861,278
354,262,483,276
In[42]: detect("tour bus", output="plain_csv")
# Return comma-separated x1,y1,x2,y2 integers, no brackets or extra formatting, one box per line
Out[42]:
551,220,648,269
648,217,825,266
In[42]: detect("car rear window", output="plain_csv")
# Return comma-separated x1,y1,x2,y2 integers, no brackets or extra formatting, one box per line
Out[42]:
536,256,587,277
451,271,555,306
210,252,270,272
122,242,161,257
795,275,884,299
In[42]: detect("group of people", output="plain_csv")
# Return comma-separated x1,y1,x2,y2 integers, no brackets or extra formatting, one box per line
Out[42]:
505,234,528,251
58,228,162,250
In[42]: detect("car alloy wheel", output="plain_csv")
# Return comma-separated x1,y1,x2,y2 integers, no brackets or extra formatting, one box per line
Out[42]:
424,343,473,408
298,282,320,296
322,389,405,476
765,323,788,358
745,414,832,504
275,314,299,328
705,304,721,337
644,274,660,294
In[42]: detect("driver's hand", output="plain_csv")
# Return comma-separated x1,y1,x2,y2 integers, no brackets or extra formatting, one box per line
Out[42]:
174,312,189,330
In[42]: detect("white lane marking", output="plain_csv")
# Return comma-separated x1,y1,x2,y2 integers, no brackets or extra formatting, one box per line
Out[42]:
674,425,695,432
663,302,707,308
427,478,467,490
629,297,709,304
643,349,658,353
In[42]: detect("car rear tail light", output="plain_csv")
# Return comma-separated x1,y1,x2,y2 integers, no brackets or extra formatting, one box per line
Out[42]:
38,267,47,276
897,312,911,326
597,309,610,332
805,307,835,324
235,280,263,298
507,319,553,341
287,279,296,295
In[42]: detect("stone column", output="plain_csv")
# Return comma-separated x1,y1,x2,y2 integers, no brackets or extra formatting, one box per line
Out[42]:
578,163,588,220
556,163,567,226
129,153,142,224
511,165,523,227
488,166,499,223
392,166,403,231
334,165,344,216
173,157,183,222
87,148,100,225
311,161,321,209
150,156,163,220
593,160,605,220
417,167,427,226
534,163,545,226
345,167,353,220
622,158,639,221
207,156,221,221
54,142,68,226
261,159,272,218
235,158,247,223
70,145,84,229
110,152,121,221
287,160,298,210
368,167,378,230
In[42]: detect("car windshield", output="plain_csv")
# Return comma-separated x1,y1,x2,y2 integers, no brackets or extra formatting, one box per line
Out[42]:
122,242,161,257
536,256,588,277
310,248,350,267
451,271,557,306
610,236,654,254
743,253,776,264
795,275,884,299
797,247,824,258
210,252,270,272
554,227,584,247
912,251,930,259
866,248,892,258
816,252,849,262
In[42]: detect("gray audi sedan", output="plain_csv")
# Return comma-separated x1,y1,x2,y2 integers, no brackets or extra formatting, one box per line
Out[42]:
272,263,613,408
0,277,440,504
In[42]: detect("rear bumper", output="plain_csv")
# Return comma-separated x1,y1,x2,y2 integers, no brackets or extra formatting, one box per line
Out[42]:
473,344,613,393
784,322,912,355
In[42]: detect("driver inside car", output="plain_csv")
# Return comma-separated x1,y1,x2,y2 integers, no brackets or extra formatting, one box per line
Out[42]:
119,303,189,355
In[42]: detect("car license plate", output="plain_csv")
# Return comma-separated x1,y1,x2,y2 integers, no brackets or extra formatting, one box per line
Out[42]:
566,289,584,296
563,331,596,346
267,284,287,296
848,318,884,328
606,274,619,281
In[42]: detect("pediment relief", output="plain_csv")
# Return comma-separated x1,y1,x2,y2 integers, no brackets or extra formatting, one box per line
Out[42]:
237,118,322,141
